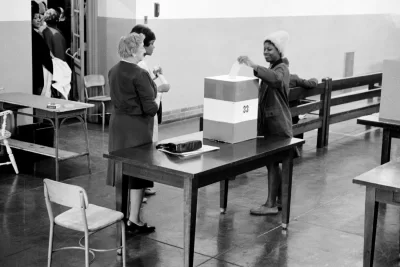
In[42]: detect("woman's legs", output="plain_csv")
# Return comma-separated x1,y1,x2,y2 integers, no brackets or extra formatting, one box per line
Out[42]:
128,188,145,225
250,162,281,215
126,187,156,233
265,162,282,207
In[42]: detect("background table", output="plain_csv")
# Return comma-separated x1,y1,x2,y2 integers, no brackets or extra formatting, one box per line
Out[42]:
353,161,400,267
0,92,94,180
104,132,304,267
357,115,400,164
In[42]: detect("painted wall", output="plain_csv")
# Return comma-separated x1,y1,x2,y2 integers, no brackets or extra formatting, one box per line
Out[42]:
131,0,400,112
0,0,32,95
136,0,400,19
97,0,136,96
0,0,33,125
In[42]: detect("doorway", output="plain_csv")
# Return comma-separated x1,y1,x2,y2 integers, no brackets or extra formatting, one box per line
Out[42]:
34,0,98,102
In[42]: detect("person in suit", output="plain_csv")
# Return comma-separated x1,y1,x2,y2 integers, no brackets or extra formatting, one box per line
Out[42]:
238,30,293,215
130,24,170,198
106,33,162,233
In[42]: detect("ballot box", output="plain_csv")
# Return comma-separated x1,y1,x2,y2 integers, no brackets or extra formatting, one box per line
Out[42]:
203,75,259,143
379,60,400,121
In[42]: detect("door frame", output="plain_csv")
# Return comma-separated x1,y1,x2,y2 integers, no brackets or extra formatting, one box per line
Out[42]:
86,0,98,75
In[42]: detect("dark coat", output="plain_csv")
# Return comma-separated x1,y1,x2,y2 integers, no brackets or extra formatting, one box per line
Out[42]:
31,29,53,95
254,61,293,138
106,61,158,187
42,26,67,61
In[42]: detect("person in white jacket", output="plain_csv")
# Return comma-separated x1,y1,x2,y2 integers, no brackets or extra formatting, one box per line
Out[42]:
130,24,170,198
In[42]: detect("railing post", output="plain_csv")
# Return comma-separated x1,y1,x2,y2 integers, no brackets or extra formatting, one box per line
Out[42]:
317,77,332,148
199,116,203,132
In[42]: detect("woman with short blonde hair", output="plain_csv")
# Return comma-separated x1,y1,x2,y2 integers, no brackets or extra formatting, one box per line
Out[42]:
118,33,145,59
107,32,162,234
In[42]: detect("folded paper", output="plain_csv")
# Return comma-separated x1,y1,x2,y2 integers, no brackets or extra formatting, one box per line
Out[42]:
228,61,242,79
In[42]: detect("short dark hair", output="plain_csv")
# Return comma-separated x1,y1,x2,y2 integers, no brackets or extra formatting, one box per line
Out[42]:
31,1,39,19
130,24,156,47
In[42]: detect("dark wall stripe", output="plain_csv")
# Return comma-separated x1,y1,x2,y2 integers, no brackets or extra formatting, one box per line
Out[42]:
0,21,32,95
204,77,259,102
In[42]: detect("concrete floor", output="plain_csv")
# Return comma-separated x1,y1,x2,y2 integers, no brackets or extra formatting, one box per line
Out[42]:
1,115,400,267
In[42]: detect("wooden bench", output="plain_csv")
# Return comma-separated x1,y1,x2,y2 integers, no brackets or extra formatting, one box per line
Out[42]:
324,73,382,146
4,139,86,161
289,78,331,148
353,161,400,267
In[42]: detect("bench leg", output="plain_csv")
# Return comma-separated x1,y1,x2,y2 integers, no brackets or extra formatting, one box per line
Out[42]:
364,187,378,267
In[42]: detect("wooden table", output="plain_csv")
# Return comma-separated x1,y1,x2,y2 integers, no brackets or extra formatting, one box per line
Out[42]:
0,92,94,180
353,161,400,267
357,115,400,164
104,132,304,267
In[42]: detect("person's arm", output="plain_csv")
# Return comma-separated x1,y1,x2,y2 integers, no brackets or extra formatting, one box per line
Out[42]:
253,65,285,88
296,77,318,89
134,71,160,116
237,55,285,88
153,67,170,93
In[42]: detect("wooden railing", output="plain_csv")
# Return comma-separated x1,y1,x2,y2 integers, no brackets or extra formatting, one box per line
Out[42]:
324,73,382,146
289,78,330,148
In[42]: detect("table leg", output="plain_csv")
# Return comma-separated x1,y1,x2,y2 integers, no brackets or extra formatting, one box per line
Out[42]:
281,150,294,230
81,113,91,174
184,179,198,267
115,161,128,248
54,115,59,181
220,179,229,214
381,129,391,165
363,187,378,267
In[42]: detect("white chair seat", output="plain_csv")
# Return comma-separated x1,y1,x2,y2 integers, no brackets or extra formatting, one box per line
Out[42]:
0,129,11,140
87,96,111,102
55,204,124,232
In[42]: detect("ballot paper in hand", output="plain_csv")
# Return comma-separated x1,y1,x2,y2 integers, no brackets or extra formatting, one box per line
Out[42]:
228,61,242,79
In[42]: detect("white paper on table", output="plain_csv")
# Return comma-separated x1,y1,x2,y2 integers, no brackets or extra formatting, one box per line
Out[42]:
228,61,242,79
157,144,220,158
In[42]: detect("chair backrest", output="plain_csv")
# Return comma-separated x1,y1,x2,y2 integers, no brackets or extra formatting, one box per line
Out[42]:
0,110,12,137
43,178,89,209
84,74,105,100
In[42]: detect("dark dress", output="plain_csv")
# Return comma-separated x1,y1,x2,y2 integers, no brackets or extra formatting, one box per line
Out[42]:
106,61,159,189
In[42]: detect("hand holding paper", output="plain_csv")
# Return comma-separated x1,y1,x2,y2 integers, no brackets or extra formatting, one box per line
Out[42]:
237,56,256,69
228,61,242,79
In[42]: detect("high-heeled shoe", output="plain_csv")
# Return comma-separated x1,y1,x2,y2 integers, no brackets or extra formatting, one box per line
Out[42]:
125,220,155,234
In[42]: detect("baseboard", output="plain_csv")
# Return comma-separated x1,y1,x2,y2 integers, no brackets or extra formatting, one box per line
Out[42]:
161,104,203,124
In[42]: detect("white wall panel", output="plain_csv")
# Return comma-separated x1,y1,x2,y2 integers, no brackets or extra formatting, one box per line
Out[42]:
0,0,30,21
137,0,400,19
98,0,136,19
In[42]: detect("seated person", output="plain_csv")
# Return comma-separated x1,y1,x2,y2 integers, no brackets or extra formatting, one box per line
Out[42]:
283,58,318,140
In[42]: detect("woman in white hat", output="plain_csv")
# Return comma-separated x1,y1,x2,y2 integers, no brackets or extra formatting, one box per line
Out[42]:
238,30,293,215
